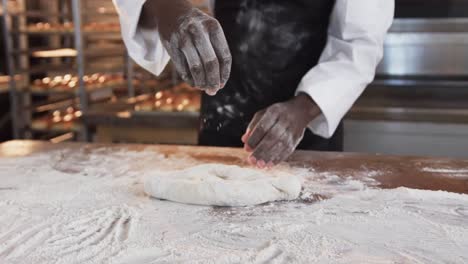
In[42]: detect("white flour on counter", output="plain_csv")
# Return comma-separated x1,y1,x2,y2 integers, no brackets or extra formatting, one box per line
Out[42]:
0,147,467,264
421,167,468,178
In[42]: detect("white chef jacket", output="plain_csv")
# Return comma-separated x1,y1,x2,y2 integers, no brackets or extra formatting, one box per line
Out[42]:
113,0,394,139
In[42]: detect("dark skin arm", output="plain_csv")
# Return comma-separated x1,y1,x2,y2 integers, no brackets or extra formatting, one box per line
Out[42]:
242,93,322,168
139,0,232,95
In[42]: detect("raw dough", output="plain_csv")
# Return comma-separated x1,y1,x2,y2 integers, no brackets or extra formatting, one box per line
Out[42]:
144,164,302,206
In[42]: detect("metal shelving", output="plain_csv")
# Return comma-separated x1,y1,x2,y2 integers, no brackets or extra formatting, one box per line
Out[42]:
1,0,135,141
1,0,22,139
2,0,198,143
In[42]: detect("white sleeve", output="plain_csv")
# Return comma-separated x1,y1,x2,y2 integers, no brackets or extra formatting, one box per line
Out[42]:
113,0,171,76
296,0,394,138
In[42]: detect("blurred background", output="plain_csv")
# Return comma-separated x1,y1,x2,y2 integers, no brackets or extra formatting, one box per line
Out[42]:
1,0,467,158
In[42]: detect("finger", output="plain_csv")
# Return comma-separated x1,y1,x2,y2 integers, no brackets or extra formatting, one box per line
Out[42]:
241,129,249,143
247,110,278,150
257,160,266,169
206,20,232,87
271,133,297,165
275,145,295,164
251,122,285,164
242,127,254,144
205,88,218,95
166,43,193,86
243,131,253,152
248,155,257,166
172,49,195,86
245,145,253,152
246,111,264,133
189,23,220,90
266,161,275,169
242,111,263,147
269,134,286,165
181,37,205,88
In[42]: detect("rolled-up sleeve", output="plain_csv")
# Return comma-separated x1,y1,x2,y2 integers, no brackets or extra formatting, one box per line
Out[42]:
113,0,171,75
296,0,394,138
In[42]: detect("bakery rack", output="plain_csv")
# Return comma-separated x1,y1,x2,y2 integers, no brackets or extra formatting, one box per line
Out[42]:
0,0,141,141
2,0,208,144
82,0,210,145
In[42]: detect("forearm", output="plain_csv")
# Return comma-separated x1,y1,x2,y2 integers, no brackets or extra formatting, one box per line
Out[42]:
139,0,192,30
294,93,322,125
296,0,394,138
112,0,171,76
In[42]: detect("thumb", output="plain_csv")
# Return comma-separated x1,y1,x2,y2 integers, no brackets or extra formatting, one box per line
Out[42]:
246,109,266,133
241,129,253,152
241,129,249,143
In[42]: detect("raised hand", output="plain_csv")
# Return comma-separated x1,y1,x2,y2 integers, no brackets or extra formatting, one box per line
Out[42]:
140,0,232,95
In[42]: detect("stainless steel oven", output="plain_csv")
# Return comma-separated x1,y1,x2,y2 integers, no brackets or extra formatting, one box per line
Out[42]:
345,0,468,158
378,0,468,78
378,18,468,78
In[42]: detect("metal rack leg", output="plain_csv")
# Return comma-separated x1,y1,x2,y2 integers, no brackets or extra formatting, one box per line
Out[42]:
71,0,90,141
1,0,20,139
125,52,135,98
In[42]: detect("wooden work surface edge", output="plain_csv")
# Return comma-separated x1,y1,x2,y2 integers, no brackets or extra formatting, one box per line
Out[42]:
1,140,467,194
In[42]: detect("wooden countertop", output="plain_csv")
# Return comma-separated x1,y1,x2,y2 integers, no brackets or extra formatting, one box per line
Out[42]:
1,140,467,194
1,140,468,263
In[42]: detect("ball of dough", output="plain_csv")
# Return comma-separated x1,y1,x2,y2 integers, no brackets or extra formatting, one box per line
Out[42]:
144,164,302,207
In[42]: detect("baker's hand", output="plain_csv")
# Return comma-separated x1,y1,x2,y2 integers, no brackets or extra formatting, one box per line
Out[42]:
140,0,232,95
242,93,321,168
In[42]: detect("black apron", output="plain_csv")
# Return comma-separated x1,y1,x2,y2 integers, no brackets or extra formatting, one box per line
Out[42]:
199,0,343,152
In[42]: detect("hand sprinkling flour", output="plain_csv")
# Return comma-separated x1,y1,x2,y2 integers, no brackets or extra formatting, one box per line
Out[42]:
139,0,232,95
242,93,322,168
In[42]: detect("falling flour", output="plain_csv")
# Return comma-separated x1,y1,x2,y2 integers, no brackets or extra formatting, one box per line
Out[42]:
0,147,467,264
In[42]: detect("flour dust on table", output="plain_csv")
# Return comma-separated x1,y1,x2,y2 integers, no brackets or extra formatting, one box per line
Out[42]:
144,164,302,206
0,146,467,263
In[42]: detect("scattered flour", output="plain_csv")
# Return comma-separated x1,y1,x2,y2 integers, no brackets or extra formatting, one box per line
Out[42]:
421,167,468,178
0,147,467,263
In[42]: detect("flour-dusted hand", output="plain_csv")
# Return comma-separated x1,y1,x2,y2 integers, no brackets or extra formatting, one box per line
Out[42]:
242,94,322,168
140,0,231,95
